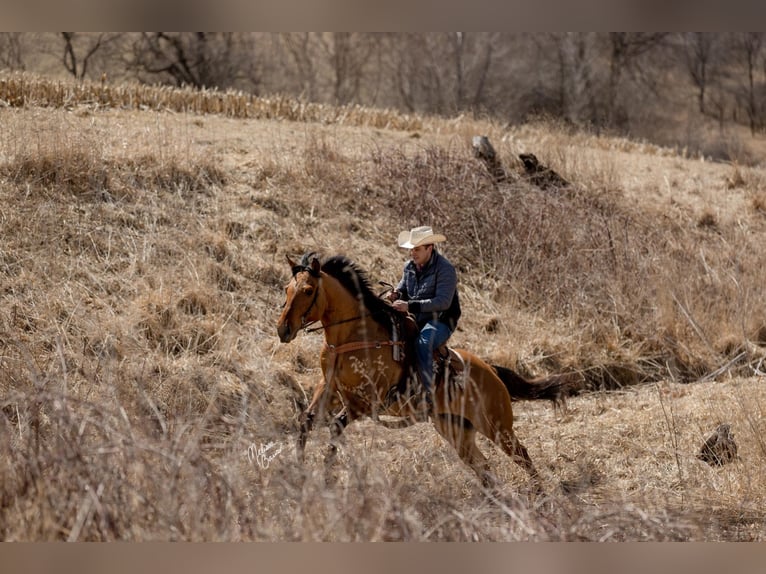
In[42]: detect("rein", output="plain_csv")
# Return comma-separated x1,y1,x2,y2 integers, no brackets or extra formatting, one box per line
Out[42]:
303,307,400,334
324,339,403,357
303,314,364,334
291,263,392,335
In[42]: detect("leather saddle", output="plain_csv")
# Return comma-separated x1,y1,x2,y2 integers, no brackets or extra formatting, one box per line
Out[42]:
385,313,465,407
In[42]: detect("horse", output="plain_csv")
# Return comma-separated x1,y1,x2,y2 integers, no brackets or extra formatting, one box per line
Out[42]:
276,252,577,489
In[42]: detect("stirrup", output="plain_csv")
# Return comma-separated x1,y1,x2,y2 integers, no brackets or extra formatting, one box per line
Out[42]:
435,344,450,360
432,347,465,401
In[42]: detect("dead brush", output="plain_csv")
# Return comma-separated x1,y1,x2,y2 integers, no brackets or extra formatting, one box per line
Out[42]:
365,144,659,321
0,380,278,541
0,111,109,198
133,288,222,358
725,163,747,189
301,131,355,192
3,150,109,196
118,155,226,196
176,289,214,316
0,120,225,202
750,191,766,216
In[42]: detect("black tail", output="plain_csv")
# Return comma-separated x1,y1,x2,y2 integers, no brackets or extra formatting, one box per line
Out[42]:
492,365,581,408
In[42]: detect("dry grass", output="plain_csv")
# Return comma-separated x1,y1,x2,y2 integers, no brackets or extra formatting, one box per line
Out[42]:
0,72,426,131
1,74,766,540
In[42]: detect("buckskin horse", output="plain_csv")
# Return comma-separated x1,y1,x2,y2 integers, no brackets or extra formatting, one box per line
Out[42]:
277,252,576,489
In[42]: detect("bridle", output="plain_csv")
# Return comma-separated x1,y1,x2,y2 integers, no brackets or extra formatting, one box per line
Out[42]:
287,262,386,334
304,313,365,334
285,261,406,378
290,263,322,332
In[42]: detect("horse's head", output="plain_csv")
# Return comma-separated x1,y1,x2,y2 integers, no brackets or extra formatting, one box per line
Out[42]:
277,253,323,343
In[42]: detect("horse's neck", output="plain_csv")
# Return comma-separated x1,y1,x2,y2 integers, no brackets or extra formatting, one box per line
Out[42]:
321,274,388,345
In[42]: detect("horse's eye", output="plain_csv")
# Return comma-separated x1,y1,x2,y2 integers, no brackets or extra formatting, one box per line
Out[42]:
303,286,315,296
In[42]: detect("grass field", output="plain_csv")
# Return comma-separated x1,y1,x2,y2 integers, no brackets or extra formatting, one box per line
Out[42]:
0,74,765,540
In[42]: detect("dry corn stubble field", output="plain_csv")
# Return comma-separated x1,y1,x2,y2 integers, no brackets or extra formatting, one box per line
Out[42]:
1,77,766,541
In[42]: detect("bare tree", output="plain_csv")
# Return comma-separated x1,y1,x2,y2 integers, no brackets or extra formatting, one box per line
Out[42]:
453,33,467,109
280,33,318,100
316,33,379,105
605,33,668,127
470,38,493,110
385,34,442,113
730,32,765,134
451,32,495,111
678,33,720,114
0,33,25,71
547,33,600,126
1,32,747,146
129,33,258,90
60,33,121,80
383,33,497,115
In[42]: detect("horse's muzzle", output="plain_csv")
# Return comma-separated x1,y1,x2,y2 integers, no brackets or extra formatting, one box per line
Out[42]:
277,322,295,343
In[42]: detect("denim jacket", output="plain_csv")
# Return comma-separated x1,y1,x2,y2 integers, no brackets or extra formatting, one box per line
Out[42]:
395,250,461,330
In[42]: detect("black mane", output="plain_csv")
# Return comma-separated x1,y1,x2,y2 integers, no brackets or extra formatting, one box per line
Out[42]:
311,253,396,330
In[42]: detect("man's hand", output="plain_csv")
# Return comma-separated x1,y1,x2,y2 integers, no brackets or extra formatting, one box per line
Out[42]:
385,290,399,302
392,300,408,313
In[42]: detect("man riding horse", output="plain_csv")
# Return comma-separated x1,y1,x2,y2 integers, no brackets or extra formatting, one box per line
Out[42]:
276,235,577,488
386,226,461,413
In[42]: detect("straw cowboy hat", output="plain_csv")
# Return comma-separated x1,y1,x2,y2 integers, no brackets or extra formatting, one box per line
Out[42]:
397,226,447,249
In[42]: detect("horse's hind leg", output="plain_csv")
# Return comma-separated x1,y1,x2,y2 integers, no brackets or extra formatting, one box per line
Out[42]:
433,416,495,488
495,430,542,491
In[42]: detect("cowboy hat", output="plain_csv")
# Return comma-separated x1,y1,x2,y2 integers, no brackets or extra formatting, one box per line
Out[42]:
397,226,447,249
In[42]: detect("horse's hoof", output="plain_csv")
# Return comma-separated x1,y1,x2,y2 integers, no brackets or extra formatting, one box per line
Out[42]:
295,438,308,463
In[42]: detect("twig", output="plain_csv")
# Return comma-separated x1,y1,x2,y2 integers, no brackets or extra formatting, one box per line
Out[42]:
655,381,684,481
671,292,714,354
695,351,747,384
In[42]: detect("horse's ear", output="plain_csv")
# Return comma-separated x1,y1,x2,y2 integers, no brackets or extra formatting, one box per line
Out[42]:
310,255,321,276
286,254,297,268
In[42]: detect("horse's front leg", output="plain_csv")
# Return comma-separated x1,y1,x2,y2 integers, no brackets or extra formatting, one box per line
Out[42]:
297,378,330,463
297,411,315,463
324,409,349,484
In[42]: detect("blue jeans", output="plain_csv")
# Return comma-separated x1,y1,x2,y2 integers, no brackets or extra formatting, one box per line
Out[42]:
416,320,452,393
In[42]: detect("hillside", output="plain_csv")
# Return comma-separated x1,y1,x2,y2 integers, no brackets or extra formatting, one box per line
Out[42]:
1,77,765,541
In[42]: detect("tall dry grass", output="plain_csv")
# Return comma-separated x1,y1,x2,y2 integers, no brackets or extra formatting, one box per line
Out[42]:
0,90,765,540
0,72,425,131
